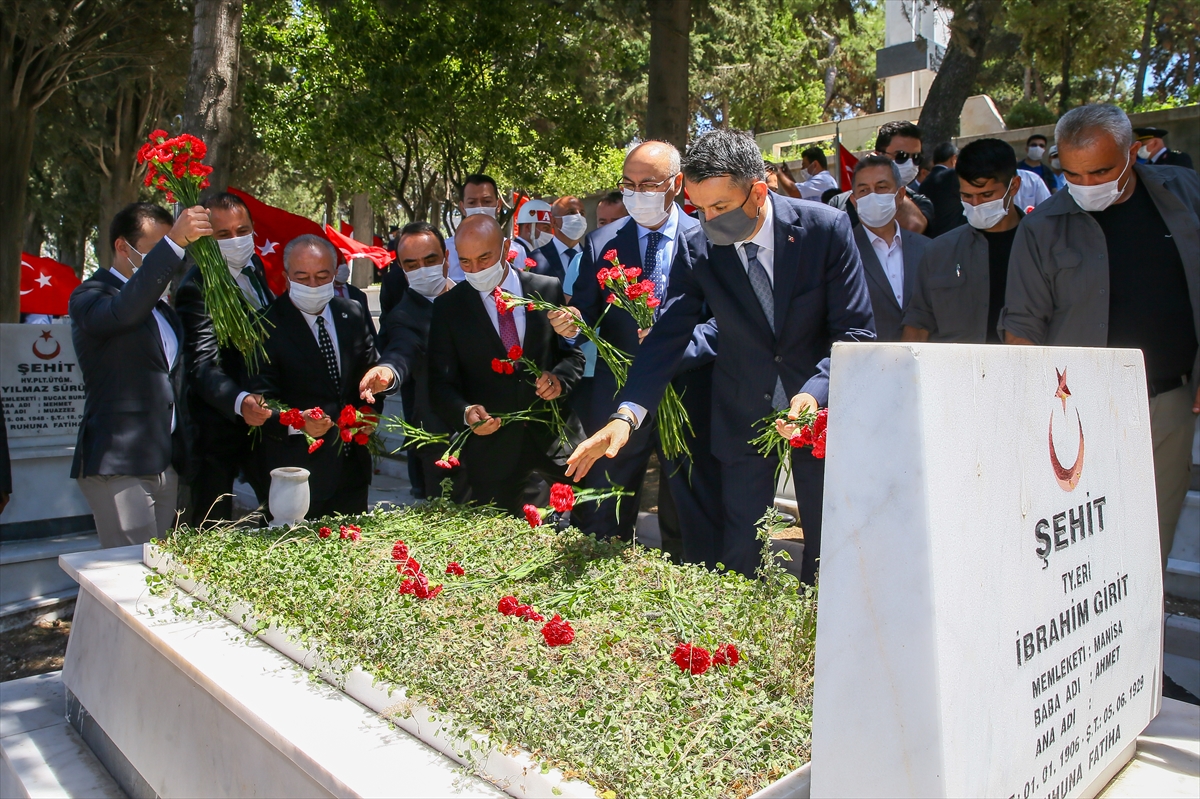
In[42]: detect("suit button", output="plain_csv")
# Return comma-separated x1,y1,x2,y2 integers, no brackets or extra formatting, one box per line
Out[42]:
774,355,782,363
763,393,771,401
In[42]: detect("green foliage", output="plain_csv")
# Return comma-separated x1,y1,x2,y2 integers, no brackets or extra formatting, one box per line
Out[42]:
153,503,817,799
1004,99,1058,128
518,147,627,198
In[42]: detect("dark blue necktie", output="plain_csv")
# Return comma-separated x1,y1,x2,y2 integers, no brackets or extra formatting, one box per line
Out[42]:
645,230,665,317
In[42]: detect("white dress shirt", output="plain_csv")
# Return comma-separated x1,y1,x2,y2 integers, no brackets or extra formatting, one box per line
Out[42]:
797,169,838,200
1014,169,1052,210
552,235,582,264
447,238,527,283
478,265,526,344
863,221,905,306
109,264,179,432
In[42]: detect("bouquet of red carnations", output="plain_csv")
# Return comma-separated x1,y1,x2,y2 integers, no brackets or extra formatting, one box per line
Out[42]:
750,406,828,482
137,130,266,365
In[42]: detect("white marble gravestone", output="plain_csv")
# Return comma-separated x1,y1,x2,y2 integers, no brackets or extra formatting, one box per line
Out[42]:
811,343,1163,799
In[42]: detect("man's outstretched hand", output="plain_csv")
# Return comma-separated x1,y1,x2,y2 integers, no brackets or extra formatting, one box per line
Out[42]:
775,392,819,439
565,419,631,481
359,365,396,403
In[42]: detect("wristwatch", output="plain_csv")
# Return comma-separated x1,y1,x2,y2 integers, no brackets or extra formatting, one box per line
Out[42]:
608,410,637,431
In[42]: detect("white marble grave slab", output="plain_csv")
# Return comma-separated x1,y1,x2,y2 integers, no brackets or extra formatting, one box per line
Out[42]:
811,343,1164,798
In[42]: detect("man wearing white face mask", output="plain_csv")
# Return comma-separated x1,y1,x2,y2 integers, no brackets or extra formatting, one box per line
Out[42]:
427,215,585,516
332,258,377,340
849,155,928,341
1019,134,1056,194
528,196,587,282
903,138,1024,344
445,174,526,283
828,121,935,235
375,222,459,499
177,192,276,523
1001,104,1200,574
249,235,398,518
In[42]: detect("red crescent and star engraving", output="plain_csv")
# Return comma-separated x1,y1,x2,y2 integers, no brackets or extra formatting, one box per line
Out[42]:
31,329,61,360
1048,368,1084,491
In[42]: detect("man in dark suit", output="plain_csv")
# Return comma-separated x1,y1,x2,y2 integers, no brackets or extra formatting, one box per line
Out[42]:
373,221,460,498
828,121,935,235
70,202,210,547
919,142,966,237
378,261,409,319
555,140,724,566
333,259,377,338
177,192,275,524
428,215,585,516
849,155,929,341
1135,126,1194,170
529,195,587,282
568,129,876,583
249,235,399,518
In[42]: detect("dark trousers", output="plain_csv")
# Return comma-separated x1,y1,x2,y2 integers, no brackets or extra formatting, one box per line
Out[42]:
307,484,370,520
466,434,568,517
191,422,268,525
720,450,825,583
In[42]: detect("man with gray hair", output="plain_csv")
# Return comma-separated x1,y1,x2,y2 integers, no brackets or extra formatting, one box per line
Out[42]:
1000,103,1200,572
248,234,399,518
566,128,876,583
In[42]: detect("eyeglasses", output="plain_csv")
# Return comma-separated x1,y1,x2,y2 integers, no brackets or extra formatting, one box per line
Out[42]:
880,150,923,166
617,174,679,194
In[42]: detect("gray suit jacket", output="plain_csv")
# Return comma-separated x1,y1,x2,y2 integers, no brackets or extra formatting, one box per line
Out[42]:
999,163,1200,394
853,223,928,341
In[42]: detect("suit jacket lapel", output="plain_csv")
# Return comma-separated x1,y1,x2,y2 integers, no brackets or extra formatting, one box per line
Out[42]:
462,280,510,358
854,225,901,312
280,295,339,393
710,243,774,339
771,197,802,333
331,298,357,396
900,232,921,308
517,270,547,363
614,218,641,269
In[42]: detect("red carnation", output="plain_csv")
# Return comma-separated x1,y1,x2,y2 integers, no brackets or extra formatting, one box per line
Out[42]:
445,562,465,576
318,527,332,539
308,407,325,421
308,438,324,454
647,296,661,308
503,361,515,374
671,642,712,675
446,456,460,467
435,459,451,469
507,345,523,361
391,540,409,561
521,607,545,622
811,438,827,459
526,302,535,311
541,614,575,647
396,556,421,576
339,405,358,426
491,358,505,373
398,573,442,599
507,249,518,262
603,249,618,263
340,428,354,443
623,267,642,280
549,483,575,513
523,504,543,528
606,294,618,304
524,257,537,270
497,595,520,615
712,643,741,667
354,432,369,445
513,603,533,617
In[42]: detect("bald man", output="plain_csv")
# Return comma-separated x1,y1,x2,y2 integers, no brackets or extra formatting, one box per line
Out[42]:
427,215,586,516
552,140,724,566
529,195,588,282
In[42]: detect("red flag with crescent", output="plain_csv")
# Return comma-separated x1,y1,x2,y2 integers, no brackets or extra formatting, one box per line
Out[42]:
20,253,79,315
226,187,328,297
837,144,859,192
323,224,395,272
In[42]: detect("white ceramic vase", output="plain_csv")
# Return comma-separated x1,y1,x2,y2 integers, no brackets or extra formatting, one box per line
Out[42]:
269,467,311,527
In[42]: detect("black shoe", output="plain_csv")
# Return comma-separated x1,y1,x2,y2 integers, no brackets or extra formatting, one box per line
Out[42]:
1163,672,1200,705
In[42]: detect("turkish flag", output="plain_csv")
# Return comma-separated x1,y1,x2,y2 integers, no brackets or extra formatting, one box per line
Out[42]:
20,253,79,315
339,220,353,236
227,187,328,296
837,144,859,192
324,224,395,272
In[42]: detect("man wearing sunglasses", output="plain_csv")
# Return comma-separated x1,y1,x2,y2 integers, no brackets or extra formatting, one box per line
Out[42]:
829,121,935,235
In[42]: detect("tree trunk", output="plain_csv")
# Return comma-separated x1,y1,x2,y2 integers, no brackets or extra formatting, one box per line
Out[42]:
645,0,691,149
917,0,1002,152
184,0,243,196
96,84,153,269
23,210,45,257
1132,0,1157,107
323,180,335,227
0,102,37,322
1023,65,1032,101
350,192,373,287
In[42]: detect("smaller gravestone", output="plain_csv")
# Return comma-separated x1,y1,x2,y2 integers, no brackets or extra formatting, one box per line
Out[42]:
811,343,1163,798
0,323,91,534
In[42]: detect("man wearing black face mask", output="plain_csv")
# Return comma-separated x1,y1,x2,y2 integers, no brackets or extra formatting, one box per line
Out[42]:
177,192,276,524
567,129,876,583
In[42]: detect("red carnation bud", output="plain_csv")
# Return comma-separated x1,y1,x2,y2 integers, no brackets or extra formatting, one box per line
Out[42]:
435,459,451,469
523,504,543,528
712,643,741,667
308,407,325,420
541,614,575,647
307,438,324,454
447,456,461,467
603,249,618,263
354,432,369,445
671,642,712,675
524,257,537,270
